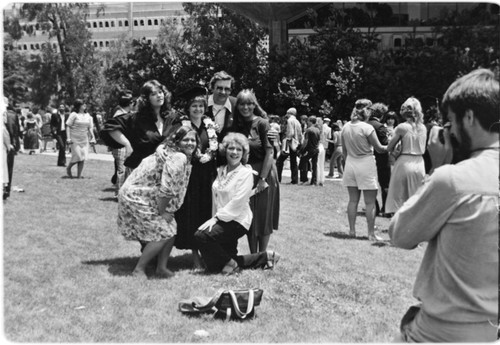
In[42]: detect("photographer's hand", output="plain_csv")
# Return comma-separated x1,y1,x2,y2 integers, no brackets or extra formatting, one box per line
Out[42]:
427,123,453,174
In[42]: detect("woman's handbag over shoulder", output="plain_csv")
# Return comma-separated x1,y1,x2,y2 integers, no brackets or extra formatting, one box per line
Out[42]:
178,288,264,321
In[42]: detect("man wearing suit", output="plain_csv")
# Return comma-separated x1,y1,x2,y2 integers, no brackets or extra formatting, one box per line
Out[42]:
206,70,236,141
3,98,21,200
299,116,320,185
50,104,69,166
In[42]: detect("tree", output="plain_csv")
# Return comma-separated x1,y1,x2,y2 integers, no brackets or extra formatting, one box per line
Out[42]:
269,6,377,118
3,49,31,106
26,47,60,108
17,3,103,106
105,2,269,112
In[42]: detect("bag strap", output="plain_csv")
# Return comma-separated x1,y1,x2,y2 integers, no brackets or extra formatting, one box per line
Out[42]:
227,289,255,319
192,288,225,311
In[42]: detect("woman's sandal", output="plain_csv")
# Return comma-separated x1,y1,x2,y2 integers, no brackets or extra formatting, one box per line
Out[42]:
265,251,281,269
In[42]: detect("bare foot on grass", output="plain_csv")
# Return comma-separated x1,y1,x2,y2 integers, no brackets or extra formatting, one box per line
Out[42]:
131,269,148,279
155,268,175,278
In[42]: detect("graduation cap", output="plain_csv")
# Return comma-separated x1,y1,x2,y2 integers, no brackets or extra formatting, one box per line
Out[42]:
118,90,134,107
176,85,208,101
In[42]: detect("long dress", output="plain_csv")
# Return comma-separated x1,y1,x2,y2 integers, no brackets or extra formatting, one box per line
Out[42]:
117,147,192,242
238,116,280,238
41,113,53,142
66,112,93,163
23,120,39,150
385,122,426,213
167,115,217,250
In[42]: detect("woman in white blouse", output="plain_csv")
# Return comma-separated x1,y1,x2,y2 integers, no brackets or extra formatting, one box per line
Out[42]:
195,132,280,274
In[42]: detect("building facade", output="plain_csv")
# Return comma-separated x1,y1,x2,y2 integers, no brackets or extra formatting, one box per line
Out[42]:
3,2,186,54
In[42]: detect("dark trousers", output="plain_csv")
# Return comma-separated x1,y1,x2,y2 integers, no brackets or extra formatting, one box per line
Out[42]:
299,150,318,184
54,131,67,166
276,149,299,184
195,220,268,272
4,150,16,198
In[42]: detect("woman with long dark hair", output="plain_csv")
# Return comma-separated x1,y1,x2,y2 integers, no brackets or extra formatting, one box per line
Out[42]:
101,80,173,183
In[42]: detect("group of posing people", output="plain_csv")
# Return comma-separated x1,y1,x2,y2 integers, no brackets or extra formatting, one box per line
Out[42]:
100,71,281,278
102,68,498,343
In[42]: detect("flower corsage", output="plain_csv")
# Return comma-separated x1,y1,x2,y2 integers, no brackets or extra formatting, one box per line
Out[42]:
198,117,220,164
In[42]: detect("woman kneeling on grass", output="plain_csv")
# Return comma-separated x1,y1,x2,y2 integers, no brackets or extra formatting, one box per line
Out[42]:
118,126,198,279
195,132,280,275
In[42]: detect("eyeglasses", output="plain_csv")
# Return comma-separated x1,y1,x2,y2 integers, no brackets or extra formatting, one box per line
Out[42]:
216,86,231,93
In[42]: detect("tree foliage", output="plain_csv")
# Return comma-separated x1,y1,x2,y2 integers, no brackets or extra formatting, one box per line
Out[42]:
269,6,377,117
12,3,103,109
270,3,499,119
105,2,268,113
3,50,31,106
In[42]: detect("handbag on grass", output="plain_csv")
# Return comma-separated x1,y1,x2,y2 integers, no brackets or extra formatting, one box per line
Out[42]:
178,288,264,320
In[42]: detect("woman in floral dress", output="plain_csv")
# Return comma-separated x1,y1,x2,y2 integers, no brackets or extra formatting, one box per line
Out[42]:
163,87,218,269
118,126,198,279
66,99,96,178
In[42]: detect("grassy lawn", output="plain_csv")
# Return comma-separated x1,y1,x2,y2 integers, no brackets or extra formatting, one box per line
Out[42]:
3,148,424,342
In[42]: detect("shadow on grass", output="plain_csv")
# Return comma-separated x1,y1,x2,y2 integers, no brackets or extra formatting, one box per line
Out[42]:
99,196,118,202
82,253,199,276
101,187,116,192
324,232,392,248
323,231,368,241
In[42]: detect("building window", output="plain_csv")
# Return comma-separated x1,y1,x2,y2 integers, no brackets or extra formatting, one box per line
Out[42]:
394,37,402,48
105,21,109,28
140,19,144,26
93,22,97,28
154,19,158,25
118,20,122,27
86,22,91,28
124,20,129,26
147,39,152,44
111,21,115,27
23,44,27,50
99,41,103,47
105,41,109,47
134,20,138,26
53,43,57,49
35,43,40,49
148,19,152,25
93,42,98,48
99,22,103,28
30,44,34,50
